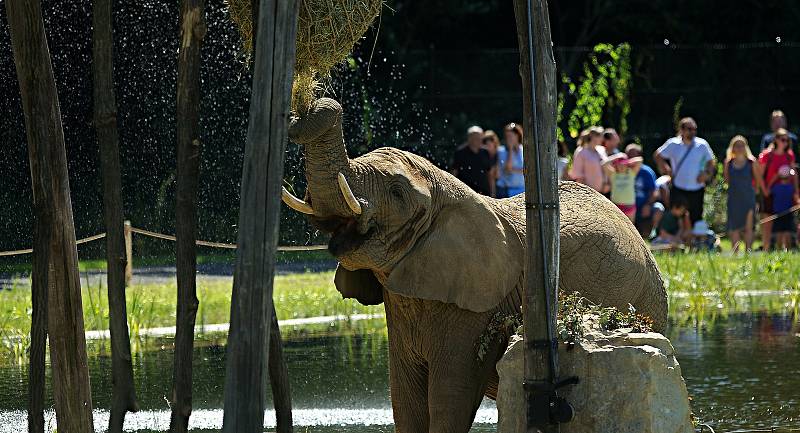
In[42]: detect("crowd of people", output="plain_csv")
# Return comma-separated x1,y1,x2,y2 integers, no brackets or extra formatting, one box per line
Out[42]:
450,110,800,252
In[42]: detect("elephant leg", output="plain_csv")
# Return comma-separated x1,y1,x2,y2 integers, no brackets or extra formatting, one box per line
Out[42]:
388,350,429,433
426,324,508,433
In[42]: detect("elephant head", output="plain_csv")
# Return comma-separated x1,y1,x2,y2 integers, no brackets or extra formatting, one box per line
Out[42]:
283,98,524,312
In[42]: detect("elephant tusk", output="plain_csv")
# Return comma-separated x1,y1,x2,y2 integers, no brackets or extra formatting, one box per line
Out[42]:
337,172,362,215
281,186,314,215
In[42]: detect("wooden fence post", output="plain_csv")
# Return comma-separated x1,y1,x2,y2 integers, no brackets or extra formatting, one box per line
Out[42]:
6,0,95,431
222,0,299,430
93,0,140,430
124,220,133,286
513,0,561,431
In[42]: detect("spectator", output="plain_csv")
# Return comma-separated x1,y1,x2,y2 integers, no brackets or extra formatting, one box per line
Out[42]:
626,143,659,237
649,175,671,234
603,128,621,156
760,110,798,151
482,130,501,197
652,196,691,247
603,153,643,222
654,117,716,224
758,128,796,251
497,123,525,197
569,126,608,193
655,175,671,209
723,135,763,253
557,140,570,181
769,165,798,251
451,125,492,196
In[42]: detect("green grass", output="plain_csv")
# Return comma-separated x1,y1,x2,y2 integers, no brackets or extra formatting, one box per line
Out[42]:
1,251,800,359
656,251,800,325
0,270,382,360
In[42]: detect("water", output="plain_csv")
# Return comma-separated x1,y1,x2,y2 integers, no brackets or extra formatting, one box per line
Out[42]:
0,314,798,432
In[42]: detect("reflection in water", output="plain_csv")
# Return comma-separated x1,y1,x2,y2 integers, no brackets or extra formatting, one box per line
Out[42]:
668,312,800,430
0,314,798,431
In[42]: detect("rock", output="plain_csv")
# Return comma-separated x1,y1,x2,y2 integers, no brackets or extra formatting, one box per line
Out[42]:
496,327,693,433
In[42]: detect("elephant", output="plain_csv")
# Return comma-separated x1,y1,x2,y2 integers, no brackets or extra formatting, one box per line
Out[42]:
280,98,667,433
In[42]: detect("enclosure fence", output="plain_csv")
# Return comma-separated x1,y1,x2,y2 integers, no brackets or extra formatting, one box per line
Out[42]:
0,221,328,283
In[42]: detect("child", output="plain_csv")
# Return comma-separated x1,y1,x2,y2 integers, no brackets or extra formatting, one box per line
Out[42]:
603,153,643,222
652,197,691,247
768,165,798,250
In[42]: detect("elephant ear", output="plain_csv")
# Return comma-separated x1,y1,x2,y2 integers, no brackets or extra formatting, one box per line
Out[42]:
334,264,384,305
385,201,524,312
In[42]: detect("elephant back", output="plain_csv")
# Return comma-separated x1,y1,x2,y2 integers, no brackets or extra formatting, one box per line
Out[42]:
496,182,667,332
557,182,667,331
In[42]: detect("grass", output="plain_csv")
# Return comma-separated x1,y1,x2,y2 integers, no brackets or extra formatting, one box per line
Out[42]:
0,270,382,360
656,251,800,325
1,250,800,359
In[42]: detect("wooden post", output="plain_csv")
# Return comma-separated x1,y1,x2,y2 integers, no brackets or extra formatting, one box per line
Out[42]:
124,220,133,286
27,172,50,433
268,306,293,433
513,0,560,432
221,0,298,430
6,0,95,432
170,0,206,431
93,0,140,430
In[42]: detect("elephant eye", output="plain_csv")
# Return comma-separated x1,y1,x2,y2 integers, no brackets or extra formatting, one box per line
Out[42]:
390,186,404,201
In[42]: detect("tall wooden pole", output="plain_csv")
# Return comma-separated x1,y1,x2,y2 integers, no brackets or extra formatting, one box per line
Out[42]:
222,0,298,430
6,1,95,432
92,0,141,430
513,0,560,432
27,198,48,433
268,307,294,433
170,0,206,430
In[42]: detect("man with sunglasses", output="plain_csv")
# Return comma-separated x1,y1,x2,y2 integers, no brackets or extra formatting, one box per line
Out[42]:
653,117,717,224
759,110,798,152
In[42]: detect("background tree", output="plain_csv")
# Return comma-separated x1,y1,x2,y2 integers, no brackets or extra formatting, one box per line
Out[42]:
6,0,94,431
92,0,140,430
170,0,206,430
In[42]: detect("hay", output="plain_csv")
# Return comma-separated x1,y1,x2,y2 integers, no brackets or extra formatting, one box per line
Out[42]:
226,0,382,115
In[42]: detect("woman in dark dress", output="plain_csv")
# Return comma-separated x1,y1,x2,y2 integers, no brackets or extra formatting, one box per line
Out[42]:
724,135,763,252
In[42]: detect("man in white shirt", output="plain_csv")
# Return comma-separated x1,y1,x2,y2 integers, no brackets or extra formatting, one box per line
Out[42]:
653,117,716,223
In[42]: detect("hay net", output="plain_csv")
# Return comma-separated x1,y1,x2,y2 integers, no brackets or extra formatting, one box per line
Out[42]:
226,0,382,115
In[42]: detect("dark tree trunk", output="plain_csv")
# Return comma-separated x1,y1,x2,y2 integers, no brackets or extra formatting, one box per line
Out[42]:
27,195,49,433
268,306,293,433
170,0,205,431
222,0,298,430
513,0,559,432
6,0,94,431
92,1,140,431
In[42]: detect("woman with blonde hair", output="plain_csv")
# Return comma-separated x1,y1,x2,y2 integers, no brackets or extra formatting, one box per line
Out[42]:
724,135,763,252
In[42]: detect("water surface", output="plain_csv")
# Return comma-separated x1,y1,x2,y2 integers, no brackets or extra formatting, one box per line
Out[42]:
0,314,798,431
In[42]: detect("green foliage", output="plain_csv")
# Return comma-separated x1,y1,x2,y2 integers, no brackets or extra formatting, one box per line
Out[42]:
557,292,653,345
476,311,521,361
562,43,632,139
672,96,685,131
703,162,727,233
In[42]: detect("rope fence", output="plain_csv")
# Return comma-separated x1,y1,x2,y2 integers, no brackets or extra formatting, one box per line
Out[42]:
0,222,328,257
0,232,108,257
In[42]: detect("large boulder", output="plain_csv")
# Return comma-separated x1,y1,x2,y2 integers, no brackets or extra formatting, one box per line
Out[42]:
497,327,693,433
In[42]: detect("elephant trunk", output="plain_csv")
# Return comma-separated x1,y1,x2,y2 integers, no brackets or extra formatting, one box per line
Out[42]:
288,98,357,218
